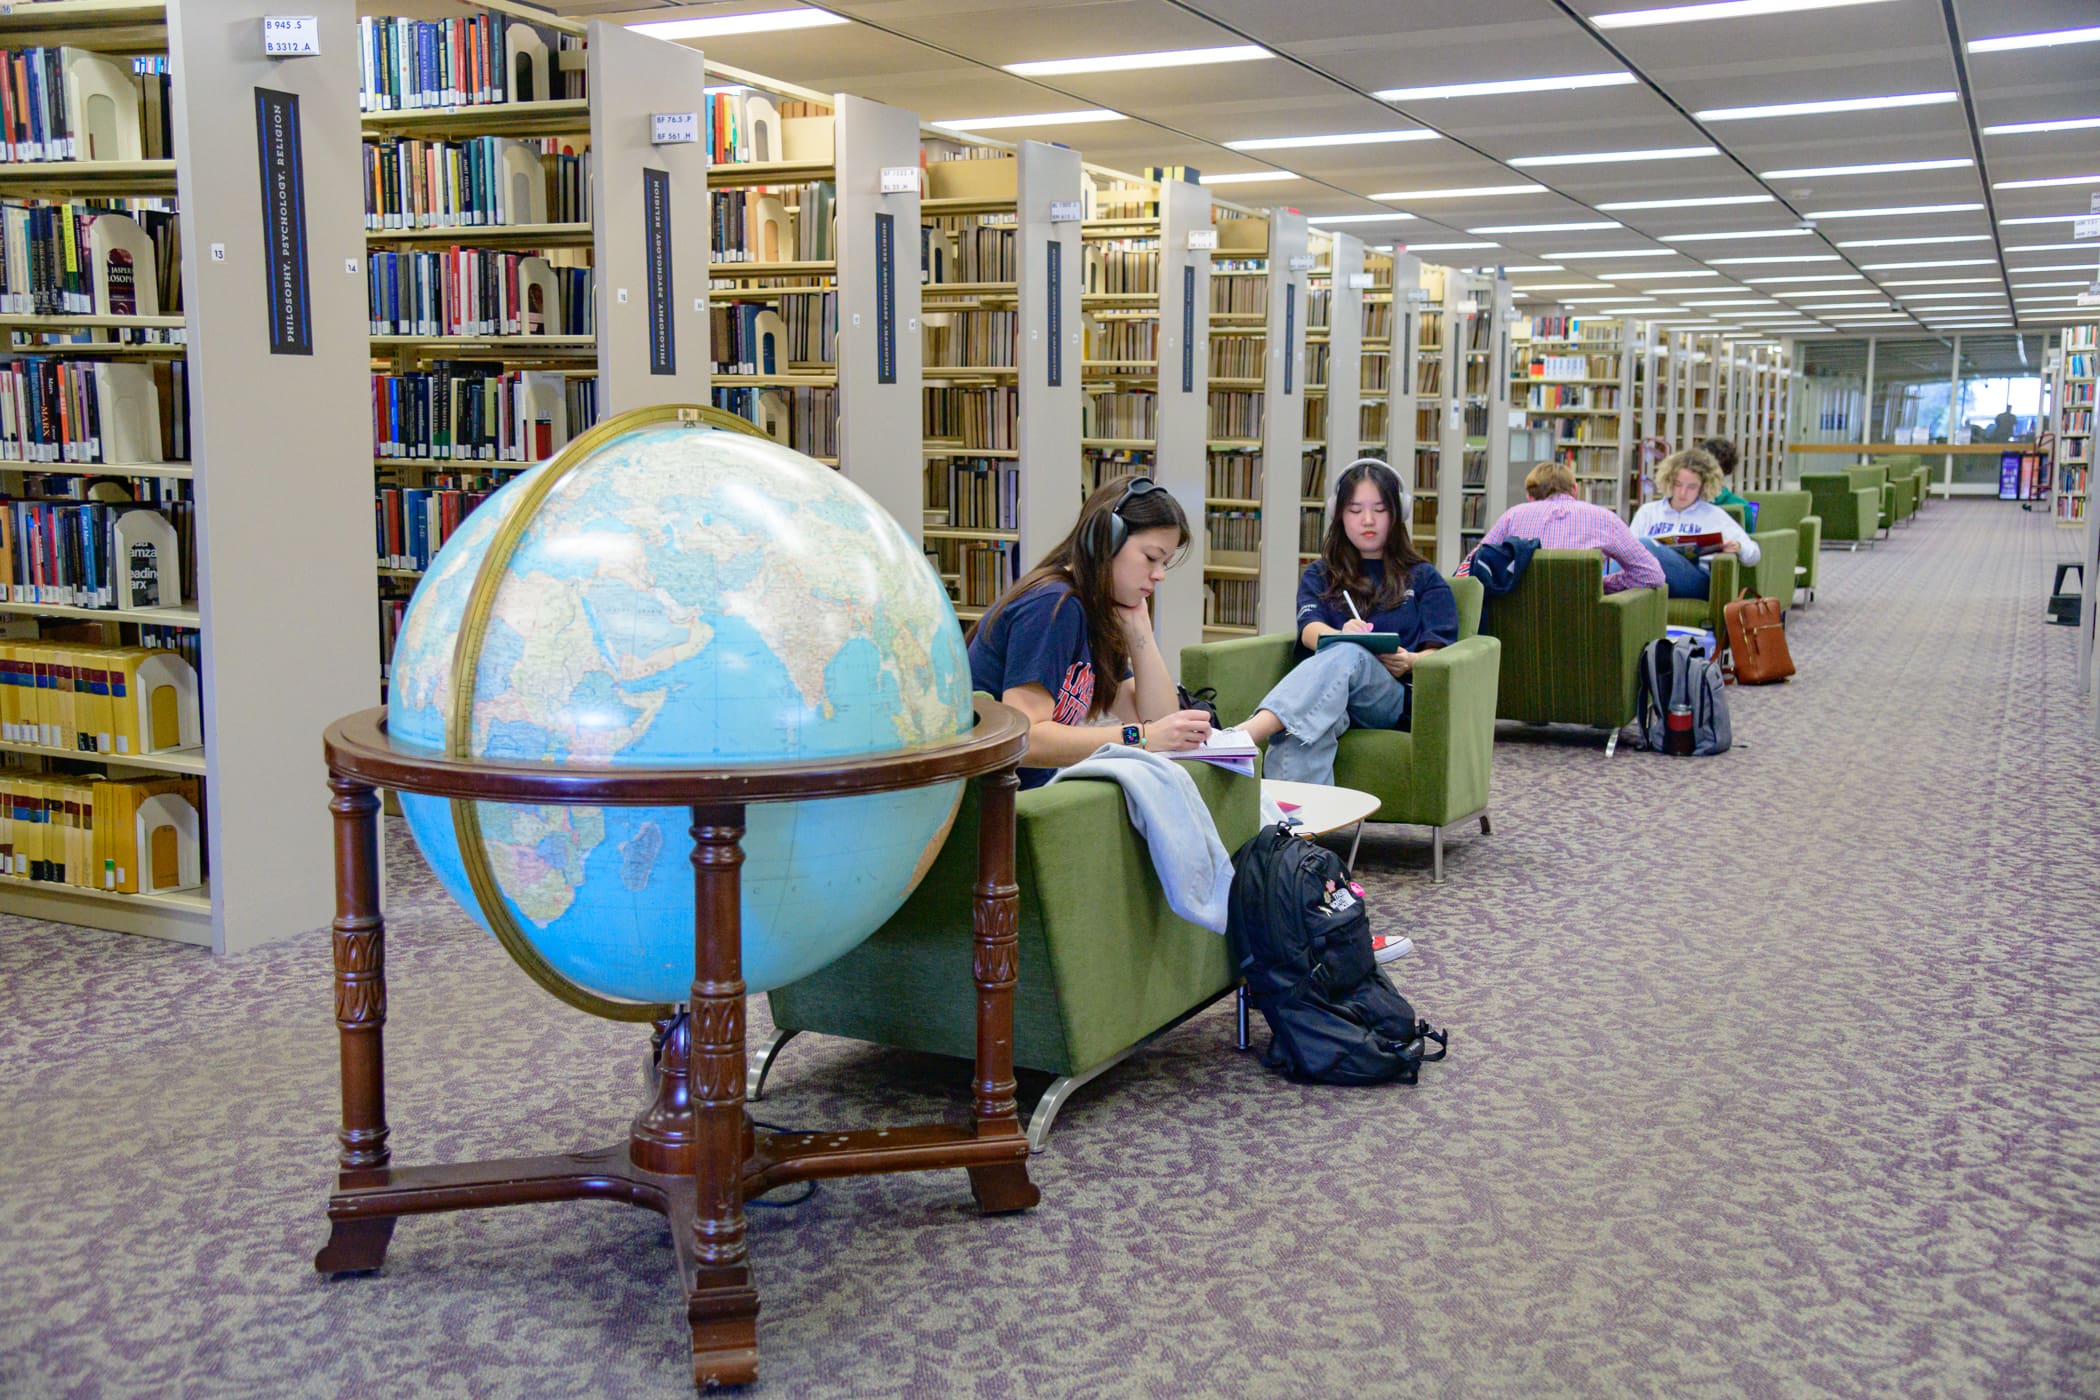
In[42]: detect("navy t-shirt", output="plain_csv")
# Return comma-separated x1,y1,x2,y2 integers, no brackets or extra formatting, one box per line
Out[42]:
969,583,1104,789
1293,558,1458,660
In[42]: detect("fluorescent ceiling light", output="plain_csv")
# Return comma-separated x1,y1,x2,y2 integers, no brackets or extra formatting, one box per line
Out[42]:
1005,45,1267,76
1743,274,1863,283
1805,302,1897,309
1834,234,1992,248
1597,195,1774,210
1993,173,2100,190
1983,116,2100,136
930,110,1125,131
1376,73,1634,101
1698,91,1956,122
1662,228,1814,242
1548,248,1679,258
1860,259,2000,270
1760,158,1972,178
1197,172,1301,185
1593,0,1897,28
1637,286,1744,295
628,8,846,38
2004,242,2098,252
1969,25,2100,53
1225,130,1439,151
1405,241,1499,250
1368,184,1545,200
1510,146,1716,167
1831,315,1917,321
1561,295,1657,302
1709,254,1841,264
1466,221,1620,234
2010,280,2091,288
1877,276,1999,286
1602,270,1719,279
2005,263,2100,272
1675,298,1780,306
1503,264,1568,272
1802,203,1984,218
1305,213,1419,224
1893,290,2006,299
1778,288,1883,298
1508,283,1613,290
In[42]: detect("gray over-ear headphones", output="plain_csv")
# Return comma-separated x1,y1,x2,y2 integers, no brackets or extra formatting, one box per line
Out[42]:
1092,476,1170,562
1326,458,1411,527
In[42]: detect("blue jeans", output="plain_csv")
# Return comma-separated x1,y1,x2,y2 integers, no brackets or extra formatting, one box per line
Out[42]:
1641,539,1710,600
1257,644,1410,786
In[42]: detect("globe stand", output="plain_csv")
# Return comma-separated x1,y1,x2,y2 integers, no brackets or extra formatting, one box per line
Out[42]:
312,700,1038,1390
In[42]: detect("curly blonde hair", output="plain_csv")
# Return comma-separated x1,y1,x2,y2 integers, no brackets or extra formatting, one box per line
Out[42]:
1657,447,1723,502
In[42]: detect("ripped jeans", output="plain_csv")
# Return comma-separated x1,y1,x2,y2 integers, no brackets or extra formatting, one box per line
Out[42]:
1257,644,1410,787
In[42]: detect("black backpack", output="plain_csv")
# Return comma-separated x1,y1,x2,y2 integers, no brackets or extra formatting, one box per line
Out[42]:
1633,635,1732,756
1225,825,1447,1086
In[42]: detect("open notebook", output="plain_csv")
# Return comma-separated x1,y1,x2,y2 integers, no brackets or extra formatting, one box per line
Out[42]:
1163,726,1258,777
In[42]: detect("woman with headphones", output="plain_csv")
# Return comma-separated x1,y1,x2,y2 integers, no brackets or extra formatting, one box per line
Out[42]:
968,476,1216,790
1232,459,1458,785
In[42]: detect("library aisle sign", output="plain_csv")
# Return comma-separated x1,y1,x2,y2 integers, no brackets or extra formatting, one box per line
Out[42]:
254,87,312,356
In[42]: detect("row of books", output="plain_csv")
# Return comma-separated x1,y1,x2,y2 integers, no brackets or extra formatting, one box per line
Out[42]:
2067,352,2094,381
1362,360,1391,392
704,91,828,167
0,359,184,466
1417,311,1443,353
1209,390,1263,439
362,137,589,230
1460,495,1488,529
930,539,1018,610
923,310,1014,368
1416,362,1443,395
0,498,191,610
1210,338,1262,378
1205,509,1259,554
1298,513,1321,555
923,386,1015,450
1463,360,1497,396
1210,268,1265,316
1525,355,1615,381
0,47,167,164
1204,578,1256,628
1301,393,1322,437
377,486,489,573
2056,466,2088,494
0,204,179,319
1301,452,1325,500
1084,448,1151,495
1305,343,1328,392
924,223,1015,286
1412,454,1437,491
776,290,836,364
0,774,201,895
1361,403,1388,441
711,184,833,264
1083,246,1158,296
1085,319,1155,363
0,641,199,756
1207,451,1259,500
371,366,596,462
710,302,787,376
1537,417,1618,444
940,462,1018,532
1082,390,1155,440
710,386,837,458
1526,385,1617,409
367,248,591,338
1305,288,1330,333
1523,317,1622,343
357,14,582,111
1086,183,1152,222
1364,303,1393,341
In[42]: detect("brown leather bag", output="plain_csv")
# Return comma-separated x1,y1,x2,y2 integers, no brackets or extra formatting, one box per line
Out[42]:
1723,590,1795,684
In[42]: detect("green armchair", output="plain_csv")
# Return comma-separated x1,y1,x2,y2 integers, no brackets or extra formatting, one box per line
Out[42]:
1871,455,1928,519
1179,574,1500,883
1800,471,1882,549
762,751,1261,1149
1845,464,1895,536
1663,528,1800,635
1479,550,1667,756
1743,489,1821,603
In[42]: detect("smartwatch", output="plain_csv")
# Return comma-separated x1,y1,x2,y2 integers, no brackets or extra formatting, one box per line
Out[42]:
1122,722,1145,748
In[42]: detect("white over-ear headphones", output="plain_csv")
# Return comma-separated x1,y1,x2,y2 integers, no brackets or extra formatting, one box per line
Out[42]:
1325,457,1411,529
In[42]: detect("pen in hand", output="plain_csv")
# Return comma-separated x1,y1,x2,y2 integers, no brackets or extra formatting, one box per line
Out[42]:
1342,592,1372,633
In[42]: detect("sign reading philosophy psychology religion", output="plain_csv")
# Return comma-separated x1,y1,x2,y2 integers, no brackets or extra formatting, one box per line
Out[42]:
252,88,312,356
642,168,675,374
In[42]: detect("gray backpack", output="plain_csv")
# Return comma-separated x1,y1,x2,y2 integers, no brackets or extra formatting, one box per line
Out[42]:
1634,636,1732,756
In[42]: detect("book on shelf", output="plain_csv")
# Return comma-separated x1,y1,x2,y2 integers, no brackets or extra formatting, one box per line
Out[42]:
0,357,179,465
367,248,591,337
1084,448,1151,494
0,773,200,895
923,386,1016,451
1083,390,1155,440
0,640,200,755
0,201,181,324
711,386,837,458
922,309,1015,368
358,14,585,112
941,460,1019,532
706,90,828,167
376,485,491,573
0,496,192,610
922,221,1015,285
363,136,590,230
713,182,832,263
0,47,173,164
1082,244,1159,295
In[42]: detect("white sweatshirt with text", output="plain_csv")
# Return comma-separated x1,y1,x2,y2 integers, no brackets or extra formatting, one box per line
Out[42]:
1629,498,1760,566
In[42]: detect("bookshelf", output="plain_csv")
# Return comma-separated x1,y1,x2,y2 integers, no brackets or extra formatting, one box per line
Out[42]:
1408,262,1447,564
1301,230,1364,569
1376,248,1419,511
0,0,374,949
1512,313,1634,517
2053,322,2094,530
1441,270,1513,562
919,139,1082,620
1079,168,1163,504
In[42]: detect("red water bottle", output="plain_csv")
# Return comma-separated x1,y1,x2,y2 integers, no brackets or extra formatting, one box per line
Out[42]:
1665,703,1694,755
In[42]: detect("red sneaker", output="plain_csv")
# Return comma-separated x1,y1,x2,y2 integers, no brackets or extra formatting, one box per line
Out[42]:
1371,934,1413,965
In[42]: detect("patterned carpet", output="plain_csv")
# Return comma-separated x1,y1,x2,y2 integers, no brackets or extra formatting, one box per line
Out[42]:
3,500,2097,1399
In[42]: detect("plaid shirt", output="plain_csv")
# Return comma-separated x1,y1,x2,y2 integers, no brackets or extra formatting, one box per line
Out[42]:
1458,494,1665,594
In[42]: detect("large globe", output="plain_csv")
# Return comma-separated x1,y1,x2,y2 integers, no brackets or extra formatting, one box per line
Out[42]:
387,410,973,1011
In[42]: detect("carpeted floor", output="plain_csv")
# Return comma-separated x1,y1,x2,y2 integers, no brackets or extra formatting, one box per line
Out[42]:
3,500,2097,1399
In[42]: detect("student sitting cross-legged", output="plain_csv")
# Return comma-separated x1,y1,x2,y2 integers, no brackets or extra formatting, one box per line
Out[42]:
967,476,1216,789
1629,447,1760,602
1233,459,1458,786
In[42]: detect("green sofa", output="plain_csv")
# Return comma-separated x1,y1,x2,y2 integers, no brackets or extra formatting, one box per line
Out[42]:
1872,454,1929,518
1800,469,1882,549
1845,464,1896,536
1479,550,1667,756
1743,489,1821,604
1663,526,1800,635
762,751,1261,1149
1179,575,1500,883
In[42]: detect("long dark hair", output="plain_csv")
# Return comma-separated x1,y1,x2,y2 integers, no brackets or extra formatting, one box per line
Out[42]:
1320,459,1425,613
969,476,1191,708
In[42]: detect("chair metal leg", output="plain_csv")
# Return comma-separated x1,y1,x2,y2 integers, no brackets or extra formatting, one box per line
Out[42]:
1432,826,1444,884
1346,821,1365,871
745,1029,799,1101
1022,985,1239,1151
1604,728,1621,758
1236,985,1250,1052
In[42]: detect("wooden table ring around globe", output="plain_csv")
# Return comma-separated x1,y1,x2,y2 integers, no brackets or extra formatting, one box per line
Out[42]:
312,696,1039,1391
